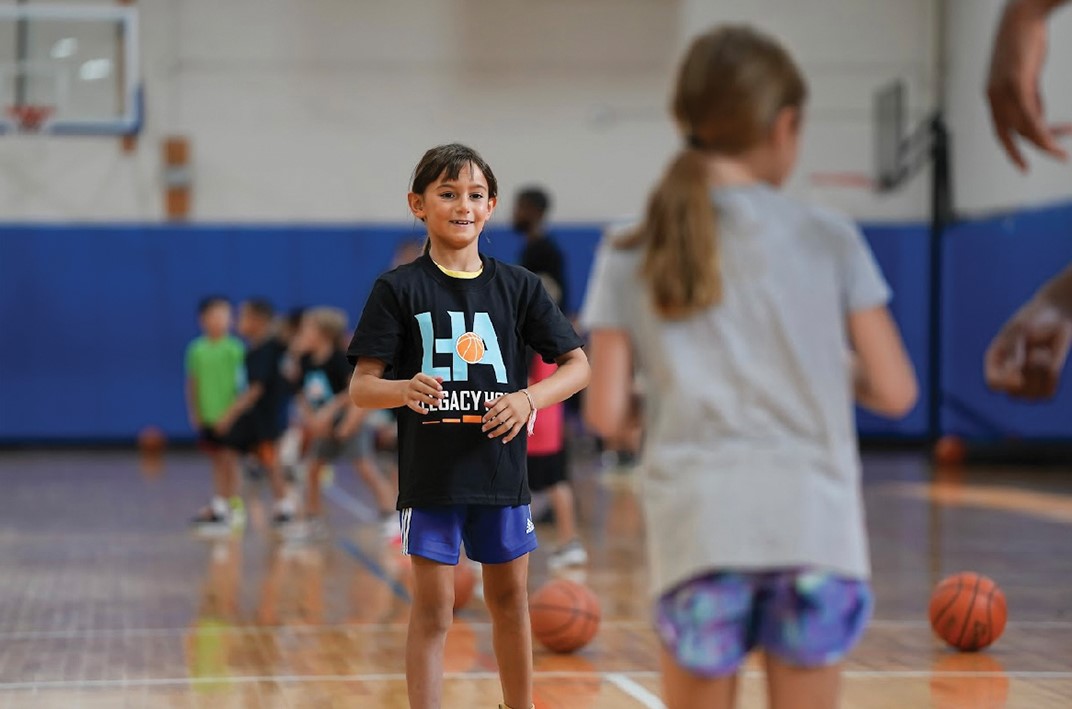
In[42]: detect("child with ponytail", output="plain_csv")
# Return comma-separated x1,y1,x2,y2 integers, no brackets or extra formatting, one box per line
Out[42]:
582,25,917,709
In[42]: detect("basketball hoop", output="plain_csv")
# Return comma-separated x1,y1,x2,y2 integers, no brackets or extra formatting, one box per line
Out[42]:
5,105,56,133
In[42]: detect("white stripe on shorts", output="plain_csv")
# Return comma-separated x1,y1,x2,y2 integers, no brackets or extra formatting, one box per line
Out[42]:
401,508,411,556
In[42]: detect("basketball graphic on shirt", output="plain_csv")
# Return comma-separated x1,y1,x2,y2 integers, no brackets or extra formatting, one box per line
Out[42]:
455,332,486,364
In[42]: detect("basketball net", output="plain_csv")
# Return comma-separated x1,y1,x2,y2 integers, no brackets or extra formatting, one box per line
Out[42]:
5,105,55,133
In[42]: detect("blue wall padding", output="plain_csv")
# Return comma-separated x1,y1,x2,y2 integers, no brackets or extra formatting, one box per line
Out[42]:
0,224,601,440
1,203,1070,442
854,223,931,437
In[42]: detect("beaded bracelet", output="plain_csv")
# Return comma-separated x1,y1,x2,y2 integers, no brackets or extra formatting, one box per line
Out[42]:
520,388,538,435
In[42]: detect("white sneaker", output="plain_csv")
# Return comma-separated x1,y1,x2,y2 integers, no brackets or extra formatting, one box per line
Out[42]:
548,540,588,569
189,506,232,537
228,499,247,529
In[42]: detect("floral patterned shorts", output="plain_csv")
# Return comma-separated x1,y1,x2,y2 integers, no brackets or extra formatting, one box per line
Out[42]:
655,569,872,677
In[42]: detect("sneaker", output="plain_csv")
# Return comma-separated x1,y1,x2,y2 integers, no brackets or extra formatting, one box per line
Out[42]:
271,511,296,532
228,498,246,529
189,508,231,537
548,540,588,570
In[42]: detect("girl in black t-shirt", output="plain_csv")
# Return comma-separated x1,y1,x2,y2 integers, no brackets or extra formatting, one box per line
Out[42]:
348,144,589,709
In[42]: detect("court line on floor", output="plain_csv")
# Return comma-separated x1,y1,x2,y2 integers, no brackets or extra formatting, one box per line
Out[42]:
1,619,1069,640
336,536,411,604
322,485,411,604
607,673,666,709
0,620,647,640
0,671,654,691
869,619,1072,629
323,484,378,523
2,669,1072,692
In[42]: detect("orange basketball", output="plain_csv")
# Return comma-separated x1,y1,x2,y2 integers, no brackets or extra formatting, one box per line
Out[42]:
934,435,967,466
929,572,1007,651
530,579,601,653
138,426,166,455
455,332,485,364
454,563,476,612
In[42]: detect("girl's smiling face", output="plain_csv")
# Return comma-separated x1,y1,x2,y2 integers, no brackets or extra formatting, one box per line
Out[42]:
408,162,496,252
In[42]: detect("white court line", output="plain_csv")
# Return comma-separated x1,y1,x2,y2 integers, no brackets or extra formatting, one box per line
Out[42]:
0,620,644,641
607,673,666,709
0,671,656,691
1,669,1071,692
2,617,1072,643
868,619,1072,629
2,618,1071,640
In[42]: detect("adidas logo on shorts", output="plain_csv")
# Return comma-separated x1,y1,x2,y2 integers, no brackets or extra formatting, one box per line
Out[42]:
526,518,535,534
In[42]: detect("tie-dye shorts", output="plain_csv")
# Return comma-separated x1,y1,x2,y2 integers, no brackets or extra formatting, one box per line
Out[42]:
655,569,872,677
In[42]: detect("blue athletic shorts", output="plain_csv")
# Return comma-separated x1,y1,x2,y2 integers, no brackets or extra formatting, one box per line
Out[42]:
655,570,872,676
399,504,538,565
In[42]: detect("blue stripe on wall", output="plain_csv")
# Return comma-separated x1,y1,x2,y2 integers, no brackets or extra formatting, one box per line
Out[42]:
2,203,1070,441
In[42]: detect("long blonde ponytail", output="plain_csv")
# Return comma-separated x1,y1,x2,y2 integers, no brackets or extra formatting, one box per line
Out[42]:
633,25,806,320
640,149,720,319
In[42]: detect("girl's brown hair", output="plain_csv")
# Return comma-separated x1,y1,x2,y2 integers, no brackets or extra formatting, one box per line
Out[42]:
636,25,806,319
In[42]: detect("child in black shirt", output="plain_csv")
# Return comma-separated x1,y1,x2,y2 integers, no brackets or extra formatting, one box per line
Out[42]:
349,144,589,709
297,307,396,538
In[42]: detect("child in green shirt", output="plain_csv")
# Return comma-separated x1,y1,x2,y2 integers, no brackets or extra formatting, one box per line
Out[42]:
185,296,246,533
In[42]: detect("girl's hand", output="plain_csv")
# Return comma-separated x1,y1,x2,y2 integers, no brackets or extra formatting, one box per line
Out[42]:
482,392,532,444
401,374,444,414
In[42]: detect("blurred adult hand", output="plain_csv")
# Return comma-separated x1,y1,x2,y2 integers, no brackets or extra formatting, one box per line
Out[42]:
985,296,1072,398
986,0,1071,170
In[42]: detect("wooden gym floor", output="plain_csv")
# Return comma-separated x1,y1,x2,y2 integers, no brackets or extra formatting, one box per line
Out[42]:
0,446,1069,708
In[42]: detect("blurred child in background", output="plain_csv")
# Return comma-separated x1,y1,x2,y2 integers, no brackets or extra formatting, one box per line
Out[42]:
213,298,298,531
513,186,587,568
294,307,397,539
185,296,246,533
392,237,425,269
276,307,307,483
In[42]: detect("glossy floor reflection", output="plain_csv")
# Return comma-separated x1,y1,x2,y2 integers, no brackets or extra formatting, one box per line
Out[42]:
0,448,1069,707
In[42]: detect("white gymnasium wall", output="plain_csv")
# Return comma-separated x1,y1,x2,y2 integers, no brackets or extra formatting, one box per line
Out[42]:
5,0,1063,223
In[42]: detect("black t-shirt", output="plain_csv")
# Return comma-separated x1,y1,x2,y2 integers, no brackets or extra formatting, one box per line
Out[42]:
520,235,567,313
347,254,583,509
299,349,351,410
239,337,287,439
